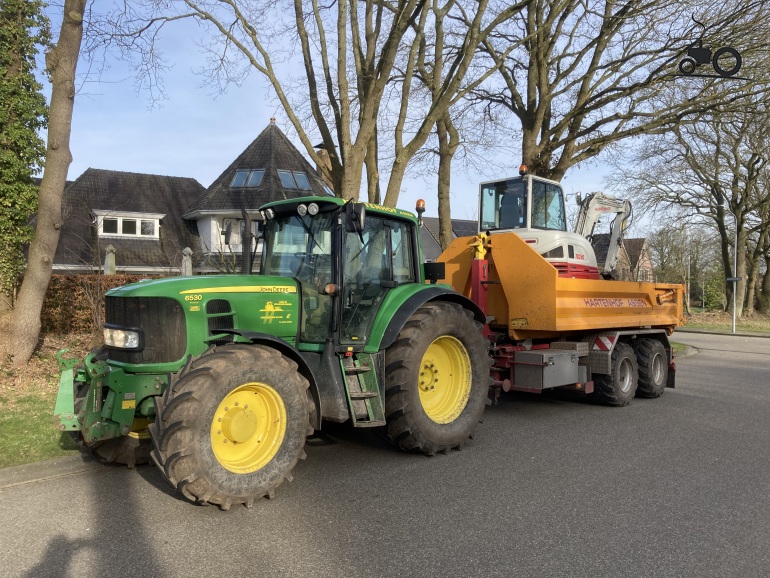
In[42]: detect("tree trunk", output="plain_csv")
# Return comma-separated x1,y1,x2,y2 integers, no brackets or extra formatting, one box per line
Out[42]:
758,267,770,314
0,0,86,366
365,130,380,204
437,115,459,250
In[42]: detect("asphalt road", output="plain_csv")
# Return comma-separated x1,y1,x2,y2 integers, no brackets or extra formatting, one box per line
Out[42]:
1,332,768,578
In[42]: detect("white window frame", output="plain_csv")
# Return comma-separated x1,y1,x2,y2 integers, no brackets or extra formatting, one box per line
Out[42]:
230,169,265,188
221,217,260,251
93,210,165,239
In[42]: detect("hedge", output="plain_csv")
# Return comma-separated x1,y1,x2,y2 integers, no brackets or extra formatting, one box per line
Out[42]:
42,274,160,334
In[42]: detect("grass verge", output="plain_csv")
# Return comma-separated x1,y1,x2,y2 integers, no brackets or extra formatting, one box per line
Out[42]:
0,334,93,469
0,393,80,468
670,342,688,355
684,311,770,334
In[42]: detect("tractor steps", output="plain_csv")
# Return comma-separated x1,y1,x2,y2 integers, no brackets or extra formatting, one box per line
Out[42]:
341,355,385,427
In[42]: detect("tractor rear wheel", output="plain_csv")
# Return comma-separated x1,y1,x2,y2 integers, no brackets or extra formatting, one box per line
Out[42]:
590,342,638,406
149,344,312,510
70,378,152,468
384,302,490,455
634,338,668,398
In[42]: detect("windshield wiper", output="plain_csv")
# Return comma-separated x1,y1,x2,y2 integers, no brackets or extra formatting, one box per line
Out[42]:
296,215,323,253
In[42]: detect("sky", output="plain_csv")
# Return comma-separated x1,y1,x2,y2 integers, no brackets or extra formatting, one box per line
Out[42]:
41,8,611,222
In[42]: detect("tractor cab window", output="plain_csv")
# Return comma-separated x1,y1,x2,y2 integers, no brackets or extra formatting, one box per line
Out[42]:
341,216,412,344
262,212,334,342
262,213,333,277
531,181,567,231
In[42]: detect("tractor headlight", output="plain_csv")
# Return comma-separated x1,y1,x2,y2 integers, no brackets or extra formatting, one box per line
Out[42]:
103,325,143,350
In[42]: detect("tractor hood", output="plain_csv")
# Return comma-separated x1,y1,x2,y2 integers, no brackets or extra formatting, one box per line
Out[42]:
103,275,301,370
106,275,299,299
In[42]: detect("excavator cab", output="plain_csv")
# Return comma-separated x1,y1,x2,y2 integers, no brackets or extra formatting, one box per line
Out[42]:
480,172,566,233
479,167,607,279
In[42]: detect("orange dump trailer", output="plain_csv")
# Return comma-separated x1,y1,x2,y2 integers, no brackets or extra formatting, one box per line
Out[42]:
435,232,686,406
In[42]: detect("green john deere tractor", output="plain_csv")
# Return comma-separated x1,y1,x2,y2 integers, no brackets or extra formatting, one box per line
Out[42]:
54,196,491,509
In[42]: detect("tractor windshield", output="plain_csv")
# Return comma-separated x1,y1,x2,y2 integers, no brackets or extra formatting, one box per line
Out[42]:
262,212,334,279
262,211,335,342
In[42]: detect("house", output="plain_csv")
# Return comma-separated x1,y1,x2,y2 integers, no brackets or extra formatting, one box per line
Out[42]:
54,120,333,275
182,119,333,271
592,234,654,281
54,168,205,274
419,216,477,260
622,238,654,282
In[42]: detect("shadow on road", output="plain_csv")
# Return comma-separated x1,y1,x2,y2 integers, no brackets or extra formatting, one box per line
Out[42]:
23,462,169,577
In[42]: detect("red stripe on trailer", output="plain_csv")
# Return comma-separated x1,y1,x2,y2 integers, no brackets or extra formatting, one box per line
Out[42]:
593,335,616,351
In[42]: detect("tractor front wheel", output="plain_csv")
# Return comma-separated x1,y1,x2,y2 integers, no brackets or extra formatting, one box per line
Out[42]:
384,302,490,455
149,344,312,510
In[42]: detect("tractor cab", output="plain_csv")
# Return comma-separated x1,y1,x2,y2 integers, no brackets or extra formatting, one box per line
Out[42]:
478,167,601,279
259,197,420,351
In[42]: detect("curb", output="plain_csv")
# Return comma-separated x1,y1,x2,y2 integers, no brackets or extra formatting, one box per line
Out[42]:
675,328,770,339
0,454,108,490
674,345,698,359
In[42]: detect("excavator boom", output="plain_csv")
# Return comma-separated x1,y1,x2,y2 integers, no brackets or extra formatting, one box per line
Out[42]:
574,192,633,277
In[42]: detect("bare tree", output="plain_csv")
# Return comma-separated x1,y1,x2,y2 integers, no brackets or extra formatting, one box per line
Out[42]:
0,0,86,366
615,105,770,318
474,0,770,181
645,220,722,314
94,1,528,207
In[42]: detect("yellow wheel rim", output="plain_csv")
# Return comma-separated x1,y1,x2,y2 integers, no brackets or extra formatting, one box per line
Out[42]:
127,418,151,440
418,336,472,424
211,382,287,474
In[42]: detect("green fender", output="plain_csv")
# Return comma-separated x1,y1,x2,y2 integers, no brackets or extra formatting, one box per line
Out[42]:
365,285,486,353
222,330,322,429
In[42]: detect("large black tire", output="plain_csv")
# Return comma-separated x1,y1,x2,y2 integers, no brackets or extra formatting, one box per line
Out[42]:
590,342,638,407
634,338,668,398
384,302,491,455
149,344,312,510
713,47,742,77
70,378,152,468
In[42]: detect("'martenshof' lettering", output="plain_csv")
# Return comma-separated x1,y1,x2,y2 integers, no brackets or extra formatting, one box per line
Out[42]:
584,298,624,307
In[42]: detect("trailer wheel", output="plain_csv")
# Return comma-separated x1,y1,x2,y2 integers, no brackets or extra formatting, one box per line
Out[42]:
149,344,312,510
70,379,152,468
384,302,490,455
634,338,668,398
591,342,638,406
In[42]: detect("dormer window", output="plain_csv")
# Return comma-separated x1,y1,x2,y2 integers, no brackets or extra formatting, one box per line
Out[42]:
277,170,312,190
230,169,265,188
94,210,164,239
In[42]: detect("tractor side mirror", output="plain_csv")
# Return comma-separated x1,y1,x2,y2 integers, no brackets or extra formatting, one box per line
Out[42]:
423,261,445,284
345,202,366,233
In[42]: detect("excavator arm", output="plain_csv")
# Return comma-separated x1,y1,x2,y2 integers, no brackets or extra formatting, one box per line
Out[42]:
574,192,633,277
